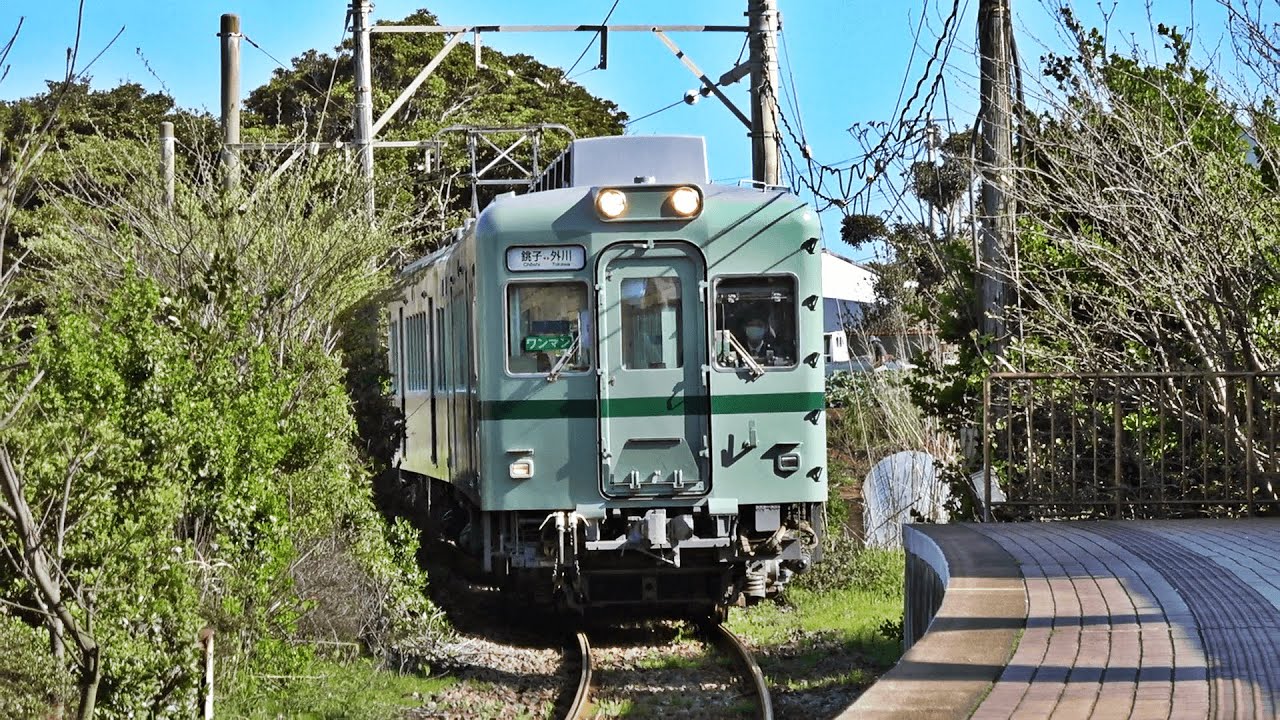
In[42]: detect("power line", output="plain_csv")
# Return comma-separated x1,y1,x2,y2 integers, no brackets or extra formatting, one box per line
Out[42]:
839,0,964,210
566,0,621,76
777,31,807,146
242,34,328,97
887,5,930,131
316,18,352,138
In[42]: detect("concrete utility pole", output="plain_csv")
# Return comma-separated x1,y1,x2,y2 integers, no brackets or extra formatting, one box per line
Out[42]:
160,121,175,207
219,13,241,189
977,0,1012,351
747,0,781,187
924,117,939,239
351,0,376,215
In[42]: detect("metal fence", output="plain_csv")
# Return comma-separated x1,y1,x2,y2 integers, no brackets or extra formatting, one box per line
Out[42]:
981,372,1280,520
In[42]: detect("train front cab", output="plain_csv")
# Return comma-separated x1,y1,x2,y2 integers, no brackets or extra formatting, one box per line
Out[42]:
482,182,827,613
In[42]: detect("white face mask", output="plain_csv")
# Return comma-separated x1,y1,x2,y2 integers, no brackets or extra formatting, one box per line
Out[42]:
744,326,766,342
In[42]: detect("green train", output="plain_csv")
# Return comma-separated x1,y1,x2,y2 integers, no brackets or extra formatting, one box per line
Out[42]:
388,135,826,615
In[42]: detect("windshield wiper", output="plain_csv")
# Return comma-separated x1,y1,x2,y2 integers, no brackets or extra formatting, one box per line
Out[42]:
724,330,766,378
545,334,582,383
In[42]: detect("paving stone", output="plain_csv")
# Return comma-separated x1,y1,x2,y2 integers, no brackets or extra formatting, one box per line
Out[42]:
843,519,1280,719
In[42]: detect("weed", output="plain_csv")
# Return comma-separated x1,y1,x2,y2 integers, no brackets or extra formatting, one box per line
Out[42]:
221,654,453,719
635,652,701,671
592,697,635,717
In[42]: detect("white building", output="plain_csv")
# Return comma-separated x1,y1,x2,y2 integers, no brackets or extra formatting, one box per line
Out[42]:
821,250,876,367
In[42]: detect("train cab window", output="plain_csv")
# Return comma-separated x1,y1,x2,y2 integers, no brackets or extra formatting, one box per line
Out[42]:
507,282,591,375
620,276,683,369
713,276,798,370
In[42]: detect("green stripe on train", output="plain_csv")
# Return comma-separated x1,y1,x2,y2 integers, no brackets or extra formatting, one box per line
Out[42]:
479,392,824,421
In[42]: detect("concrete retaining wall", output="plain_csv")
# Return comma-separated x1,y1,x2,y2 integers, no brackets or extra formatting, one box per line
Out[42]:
839,524,1027,719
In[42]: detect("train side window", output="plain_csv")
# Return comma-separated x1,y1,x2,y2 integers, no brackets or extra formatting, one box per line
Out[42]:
405,313,428,391
620,276,683,369
506,282,591,375
389,318,401,392
435,307,445,390
405,315,414,390
419,312,430,389
405,314,418,390
713,276,798,370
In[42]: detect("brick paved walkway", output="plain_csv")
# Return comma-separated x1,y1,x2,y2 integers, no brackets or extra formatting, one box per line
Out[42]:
970,519,1280,719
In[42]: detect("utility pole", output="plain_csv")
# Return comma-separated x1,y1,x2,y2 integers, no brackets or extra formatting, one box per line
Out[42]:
747,0,781,187
219,13,241,189
351,0,376,215
924,117,939,239
160,121,175,207
977,0,1012,351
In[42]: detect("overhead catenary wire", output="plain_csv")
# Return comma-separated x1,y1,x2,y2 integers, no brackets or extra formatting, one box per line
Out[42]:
316,18,352,138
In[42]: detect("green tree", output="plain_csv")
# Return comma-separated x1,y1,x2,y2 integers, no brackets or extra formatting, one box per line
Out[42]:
840,129,978,364
2,151,444,715
1009,17,1280,374
883,15,1280,517
1,80,219,271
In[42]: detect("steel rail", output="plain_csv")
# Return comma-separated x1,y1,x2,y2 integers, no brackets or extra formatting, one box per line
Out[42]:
705,622,773,720
564,631,593,720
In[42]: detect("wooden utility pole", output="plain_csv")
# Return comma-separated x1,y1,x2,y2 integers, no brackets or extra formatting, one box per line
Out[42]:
219,13,241,189
977,0,1012,351
747,0,781,187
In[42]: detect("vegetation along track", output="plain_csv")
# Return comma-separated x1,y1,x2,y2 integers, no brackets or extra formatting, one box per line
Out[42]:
563,621,773,720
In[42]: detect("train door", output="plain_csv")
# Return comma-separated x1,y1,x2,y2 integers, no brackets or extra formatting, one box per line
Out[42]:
597,242,709,498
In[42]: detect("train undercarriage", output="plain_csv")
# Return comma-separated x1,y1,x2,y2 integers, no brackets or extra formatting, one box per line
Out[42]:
410,472,824,615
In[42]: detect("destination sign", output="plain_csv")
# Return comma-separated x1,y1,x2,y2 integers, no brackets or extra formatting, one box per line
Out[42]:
506,245,586,272
523,335,574,352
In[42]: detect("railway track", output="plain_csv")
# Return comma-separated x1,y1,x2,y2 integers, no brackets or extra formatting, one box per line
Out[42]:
562,621,773,720
564,631,593,720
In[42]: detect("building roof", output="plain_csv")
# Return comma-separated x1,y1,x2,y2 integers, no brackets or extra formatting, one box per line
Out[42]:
822,249,876,303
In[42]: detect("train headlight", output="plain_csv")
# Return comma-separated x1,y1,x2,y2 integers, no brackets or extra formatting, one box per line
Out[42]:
595,188,628,219
669,186,702,216
509,458,535,480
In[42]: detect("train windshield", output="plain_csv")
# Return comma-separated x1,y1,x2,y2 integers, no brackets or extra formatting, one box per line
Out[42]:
620,276,684,369
713,276,798,370
507,282,591,375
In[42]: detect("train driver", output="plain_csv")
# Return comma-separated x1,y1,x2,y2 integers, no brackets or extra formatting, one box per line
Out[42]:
744,317,792,365
725,313,791,368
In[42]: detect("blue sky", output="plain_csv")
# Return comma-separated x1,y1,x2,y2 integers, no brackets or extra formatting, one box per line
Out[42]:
2,1,1225,259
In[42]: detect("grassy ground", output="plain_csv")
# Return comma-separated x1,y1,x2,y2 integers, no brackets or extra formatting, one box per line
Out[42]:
730,583,903,667
219,656,454,720
211,551,905,720
728,548,906,701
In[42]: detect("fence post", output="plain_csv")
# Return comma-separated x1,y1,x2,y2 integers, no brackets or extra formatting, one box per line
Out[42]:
1246,374,1255,517
1113,383,1122,519
983,376,993,522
